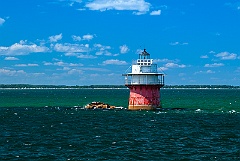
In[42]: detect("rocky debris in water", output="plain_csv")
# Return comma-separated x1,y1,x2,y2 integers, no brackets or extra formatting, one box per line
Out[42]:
85,102,116,109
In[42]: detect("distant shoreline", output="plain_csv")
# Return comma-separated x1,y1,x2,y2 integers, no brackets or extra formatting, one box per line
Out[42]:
0,84,239,89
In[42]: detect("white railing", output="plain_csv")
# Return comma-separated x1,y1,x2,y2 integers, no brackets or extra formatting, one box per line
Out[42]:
125,76,164,86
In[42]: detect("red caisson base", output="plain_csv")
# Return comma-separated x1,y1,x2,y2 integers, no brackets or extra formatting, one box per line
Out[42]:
127,85,161,110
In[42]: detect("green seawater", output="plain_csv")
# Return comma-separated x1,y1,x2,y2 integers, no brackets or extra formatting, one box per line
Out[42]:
0,89,240,160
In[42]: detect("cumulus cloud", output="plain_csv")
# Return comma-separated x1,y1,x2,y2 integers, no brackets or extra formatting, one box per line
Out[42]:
158,67,168,71
119,44,129,54
67,69,83,75
43,61,83,67
150,10,161,15
94,43,111,50
95,50,114,56
200,55,209,59
0,40,49,56
195,70,215,74
159,62,186,71
86,0,150,15
154,58,178,63
0,68,26,76
0,18,5,25
204,63,224,67
170,42,179,46
4,57,19,60
72,35,81,41
53,43,89,52
49,33,63,42
71,34,94,41
83,34,94,41
209,51,215,54
165,62,186,68
65,52,97,59
215,51,237,60
170,42,188,46
15,64,39,67
77,54,97,59
102,59,127,65
206,70,215,73
93,43,113,56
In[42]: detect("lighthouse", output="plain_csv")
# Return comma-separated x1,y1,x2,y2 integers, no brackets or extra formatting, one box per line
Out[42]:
123,49,164,110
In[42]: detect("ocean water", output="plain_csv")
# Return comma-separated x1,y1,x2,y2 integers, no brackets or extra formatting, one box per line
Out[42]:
0,88,240,160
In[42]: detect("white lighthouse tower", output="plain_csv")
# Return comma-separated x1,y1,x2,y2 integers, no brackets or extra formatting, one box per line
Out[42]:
123,49,164,110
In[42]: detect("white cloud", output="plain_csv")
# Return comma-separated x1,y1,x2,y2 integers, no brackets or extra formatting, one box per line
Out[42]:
104,51,112,56
72,35,81,41
86,0,150,15
0,68,26,76
150,10,161,16
215,51,237,60
96,51,104,56
43,61,83,67
170,42,179,46
49,33,63,42
195,70,215,74
200,55,209,59
165,62,186,68
102,59,127,65
65,52,97,59
15,64,39,67
95,50,114,56
83,34,94,41
119,44,129,54
77,54,97,59
94,43,111,50
4,57,19,60
94,43,113,56
204,63,224,67
206,70,215,73
0,40,49,56
71,34,94,41
54,43,89,52
43,62,53,66
0,18,5,25
67,69,83,75
64,52,78,56
209,51,215,54
169,42,188,46
154,58,177,63
32,73,46,76
158,67,168,71
81,67,109,72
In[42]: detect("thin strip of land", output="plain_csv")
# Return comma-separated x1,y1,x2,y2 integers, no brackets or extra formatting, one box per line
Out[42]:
0,84,239,89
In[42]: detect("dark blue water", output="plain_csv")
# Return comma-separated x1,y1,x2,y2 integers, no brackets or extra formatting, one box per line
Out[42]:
0,89,240,160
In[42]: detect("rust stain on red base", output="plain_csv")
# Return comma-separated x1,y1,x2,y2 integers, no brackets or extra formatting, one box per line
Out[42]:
127,85,162,110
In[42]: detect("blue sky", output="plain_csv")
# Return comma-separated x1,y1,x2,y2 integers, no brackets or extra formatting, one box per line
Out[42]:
0,0,240,85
